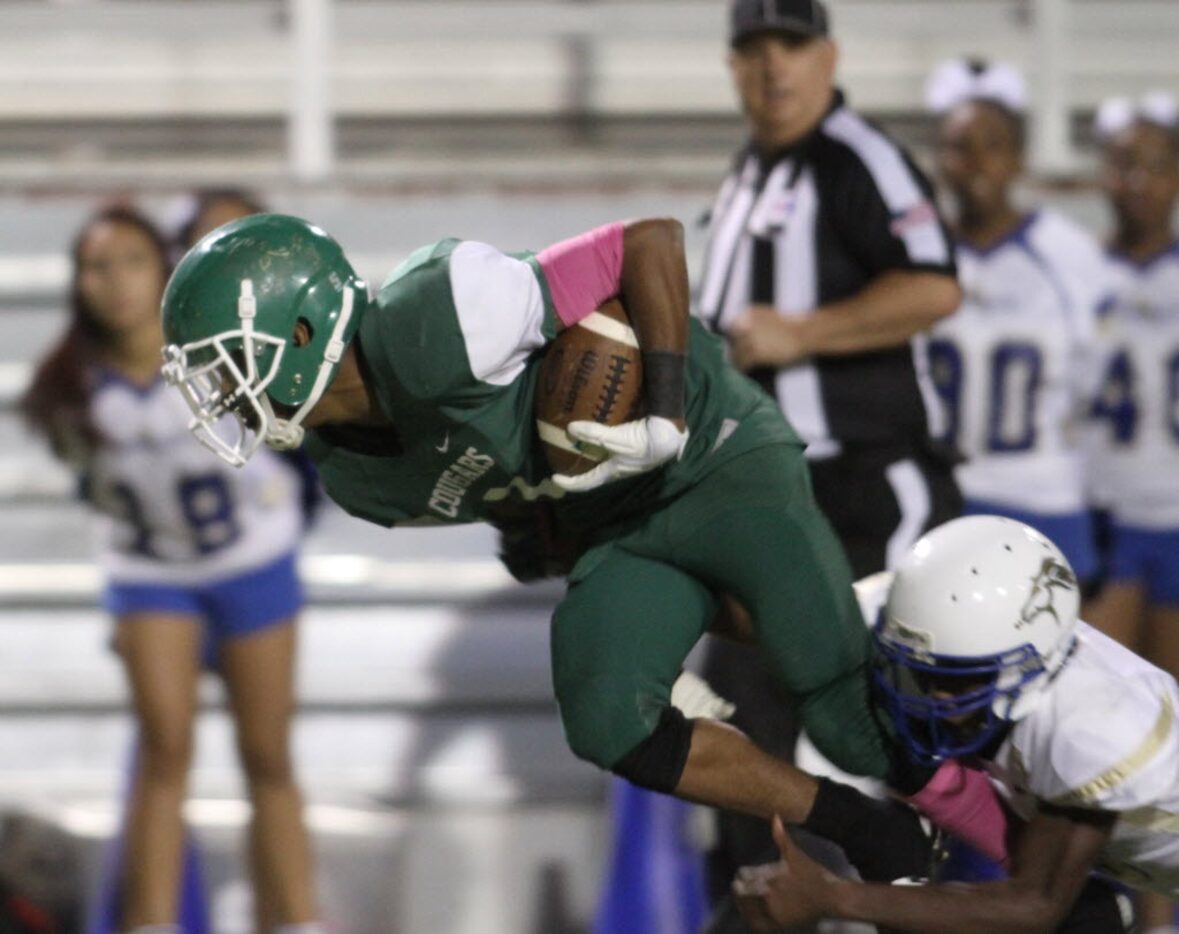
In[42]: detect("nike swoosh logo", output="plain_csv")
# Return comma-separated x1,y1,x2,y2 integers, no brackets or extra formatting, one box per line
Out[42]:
435,434,451,453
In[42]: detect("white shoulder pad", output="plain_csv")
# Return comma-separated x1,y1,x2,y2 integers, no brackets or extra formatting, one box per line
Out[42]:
854,571,895,629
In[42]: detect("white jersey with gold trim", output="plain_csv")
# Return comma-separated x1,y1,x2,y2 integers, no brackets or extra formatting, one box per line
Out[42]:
1086,246,1179,528
929,210,1106,512
86,371,303,585
987,622,1179,896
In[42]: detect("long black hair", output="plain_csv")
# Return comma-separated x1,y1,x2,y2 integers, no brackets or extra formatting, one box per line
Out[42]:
20,204,173,462
173,187,265,258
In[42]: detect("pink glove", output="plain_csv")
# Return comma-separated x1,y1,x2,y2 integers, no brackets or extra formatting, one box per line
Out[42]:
907,759,1010,864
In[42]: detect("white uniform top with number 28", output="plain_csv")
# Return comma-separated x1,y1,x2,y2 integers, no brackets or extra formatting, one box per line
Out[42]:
86,371,303,585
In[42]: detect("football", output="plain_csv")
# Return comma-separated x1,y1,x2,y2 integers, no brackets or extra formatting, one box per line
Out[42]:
535,297,644,476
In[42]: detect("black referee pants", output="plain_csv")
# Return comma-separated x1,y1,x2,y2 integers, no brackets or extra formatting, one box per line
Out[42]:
807,441,963,579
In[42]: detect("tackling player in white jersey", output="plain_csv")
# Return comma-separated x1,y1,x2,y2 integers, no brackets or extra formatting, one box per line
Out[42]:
733,516,1179,932
925,61,1107,586
20,205,323,934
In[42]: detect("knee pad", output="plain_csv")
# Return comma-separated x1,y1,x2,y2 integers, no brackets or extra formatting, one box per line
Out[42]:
609,706,694,794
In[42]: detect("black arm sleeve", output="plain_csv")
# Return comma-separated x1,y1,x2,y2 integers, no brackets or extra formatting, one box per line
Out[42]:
802,778,935,882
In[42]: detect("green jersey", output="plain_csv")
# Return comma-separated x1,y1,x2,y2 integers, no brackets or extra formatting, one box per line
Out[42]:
304,237,800,533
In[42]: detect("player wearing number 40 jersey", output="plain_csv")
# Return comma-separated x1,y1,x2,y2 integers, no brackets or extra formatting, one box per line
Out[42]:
1091,245,1179,569
1085,95,1179,934
20,206,323,934
1087,97,1179,680
924,60,1108,585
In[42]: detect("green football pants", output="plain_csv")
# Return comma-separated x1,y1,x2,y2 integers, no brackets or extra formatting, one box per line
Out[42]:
550,442,891,780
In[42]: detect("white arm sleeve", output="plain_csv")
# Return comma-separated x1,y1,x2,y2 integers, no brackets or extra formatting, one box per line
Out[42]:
448,240,547,386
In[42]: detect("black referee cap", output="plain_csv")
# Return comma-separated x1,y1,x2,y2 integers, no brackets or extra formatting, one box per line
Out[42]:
730,0,831,47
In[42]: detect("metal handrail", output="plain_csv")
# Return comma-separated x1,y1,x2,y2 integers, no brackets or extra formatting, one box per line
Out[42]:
2,0,1177,177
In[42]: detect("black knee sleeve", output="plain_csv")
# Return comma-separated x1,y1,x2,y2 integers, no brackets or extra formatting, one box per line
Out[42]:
610,706,694,794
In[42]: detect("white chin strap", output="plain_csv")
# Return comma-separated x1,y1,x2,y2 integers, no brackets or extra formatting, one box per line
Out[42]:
263,286,355,451
261,396,306,450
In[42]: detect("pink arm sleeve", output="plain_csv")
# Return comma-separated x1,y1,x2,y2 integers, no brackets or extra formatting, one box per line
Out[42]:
537,222,625,327
907,759,1010,864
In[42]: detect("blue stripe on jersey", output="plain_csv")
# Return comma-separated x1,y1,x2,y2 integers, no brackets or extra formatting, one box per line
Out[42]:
956,211,1038,260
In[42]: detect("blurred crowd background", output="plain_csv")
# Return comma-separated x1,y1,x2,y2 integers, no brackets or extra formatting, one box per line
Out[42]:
1,1,1177,932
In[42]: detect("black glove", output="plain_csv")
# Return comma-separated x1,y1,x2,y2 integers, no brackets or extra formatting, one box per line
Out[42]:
497,520,552,583
801,778,934,883
492,501,582,583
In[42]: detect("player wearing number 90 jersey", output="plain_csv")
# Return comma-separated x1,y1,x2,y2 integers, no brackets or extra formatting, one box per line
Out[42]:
929,211,1106,562
925,61,1107,584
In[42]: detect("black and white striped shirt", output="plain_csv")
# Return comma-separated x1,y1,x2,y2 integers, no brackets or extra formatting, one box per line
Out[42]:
697,91,956,457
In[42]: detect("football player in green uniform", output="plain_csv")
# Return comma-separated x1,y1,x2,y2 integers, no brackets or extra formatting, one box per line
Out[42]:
160,213,943,870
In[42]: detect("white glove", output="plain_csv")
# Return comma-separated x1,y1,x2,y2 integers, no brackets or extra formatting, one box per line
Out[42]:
552,415,689,493
671,670,736,721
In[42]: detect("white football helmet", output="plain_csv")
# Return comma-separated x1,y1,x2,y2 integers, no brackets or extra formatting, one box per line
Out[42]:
873,516,1079,764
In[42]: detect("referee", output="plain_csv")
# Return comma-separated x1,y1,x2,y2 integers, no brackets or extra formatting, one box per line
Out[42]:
698,1,963,929
701,0,963,573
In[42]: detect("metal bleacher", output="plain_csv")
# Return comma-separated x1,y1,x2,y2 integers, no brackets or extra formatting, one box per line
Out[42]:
2,0,1179,186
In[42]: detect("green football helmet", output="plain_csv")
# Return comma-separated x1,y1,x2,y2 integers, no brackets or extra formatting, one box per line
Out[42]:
161,213,368,466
